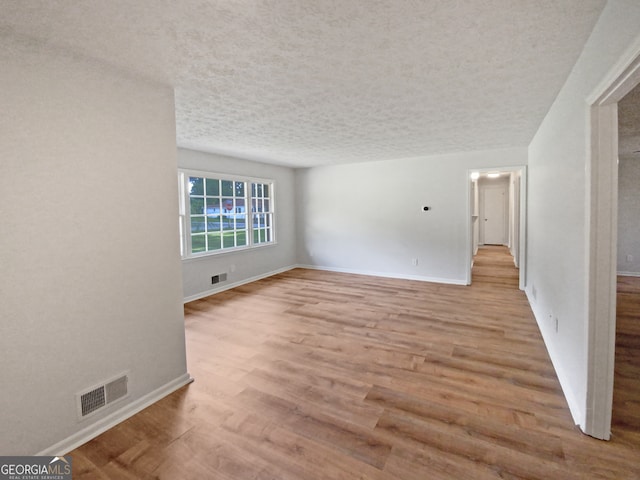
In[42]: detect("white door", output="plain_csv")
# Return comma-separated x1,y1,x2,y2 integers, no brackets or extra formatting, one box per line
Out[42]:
483,186,506,245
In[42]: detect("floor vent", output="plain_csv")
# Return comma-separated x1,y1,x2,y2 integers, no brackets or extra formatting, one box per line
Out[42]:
77,373,129,419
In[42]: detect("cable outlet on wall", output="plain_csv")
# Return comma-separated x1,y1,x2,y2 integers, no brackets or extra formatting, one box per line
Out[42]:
411,258,418,266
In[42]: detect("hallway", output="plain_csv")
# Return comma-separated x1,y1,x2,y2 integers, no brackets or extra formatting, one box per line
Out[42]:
472,245,519,289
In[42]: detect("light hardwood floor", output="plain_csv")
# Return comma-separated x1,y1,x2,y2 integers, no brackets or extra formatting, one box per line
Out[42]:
614,274,640,449
70,246,640,479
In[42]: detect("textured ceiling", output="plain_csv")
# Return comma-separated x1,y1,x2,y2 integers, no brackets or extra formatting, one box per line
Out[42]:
2,0,607,167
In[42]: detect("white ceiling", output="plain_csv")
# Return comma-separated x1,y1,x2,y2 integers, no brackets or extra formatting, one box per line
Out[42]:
1,1,607,167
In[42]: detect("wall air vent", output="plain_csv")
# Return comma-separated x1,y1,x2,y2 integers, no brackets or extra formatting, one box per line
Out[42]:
80,386,105,417
211,273,228,285
77,373,129,419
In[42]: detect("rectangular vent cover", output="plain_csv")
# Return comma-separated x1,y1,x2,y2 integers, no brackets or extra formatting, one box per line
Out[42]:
80,387,105,417
211,273,228,285
106,375,128,403
78,374,128,419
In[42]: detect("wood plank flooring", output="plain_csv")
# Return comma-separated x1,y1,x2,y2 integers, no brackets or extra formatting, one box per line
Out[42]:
69,246,640,479
614,274,640,448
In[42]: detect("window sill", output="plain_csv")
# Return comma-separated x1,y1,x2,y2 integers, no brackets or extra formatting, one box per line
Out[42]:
181,241,278,263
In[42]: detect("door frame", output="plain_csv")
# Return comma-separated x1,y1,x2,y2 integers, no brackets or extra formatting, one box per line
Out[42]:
584,37,640,440
466,166,527,289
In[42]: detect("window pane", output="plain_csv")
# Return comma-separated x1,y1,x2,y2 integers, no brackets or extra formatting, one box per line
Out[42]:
236,230,247,247
251,183,256,196
222,180,233,196
192,234,206,252
222,198,234,212
223,232,235,248
235,181,244,196
206,197,220,214
190,197,204,215
191,216,206,233
263,199,270,212
189,177,204,195
207,232,221,250
222,216,235,230
207,215,221,231
263,184,269,196
205,178,219,196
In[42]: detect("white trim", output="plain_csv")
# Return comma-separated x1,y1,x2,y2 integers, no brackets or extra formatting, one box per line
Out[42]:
181,240,279,263
179,169,276,259
297,264,468,286
617,271,640,277
519,167,528,291
526,291,582,426
183,265,297,303
37,373,194,456
179,167,275,186
183,263,468,303
587,34,640,105
584,34,640,440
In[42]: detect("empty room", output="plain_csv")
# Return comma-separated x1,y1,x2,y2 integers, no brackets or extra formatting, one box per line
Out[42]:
1,1,639,479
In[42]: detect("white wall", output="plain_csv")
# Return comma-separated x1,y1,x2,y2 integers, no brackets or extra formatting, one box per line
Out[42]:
178,149,297,301
296,147,527,284
617,156,640,275
527,0,640,429
471,179,480,256
508,172,521,264
0,38,189,454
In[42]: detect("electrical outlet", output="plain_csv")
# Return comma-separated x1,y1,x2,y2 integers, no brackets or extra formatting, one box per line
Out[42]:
411,258,418,266
627,254,634,263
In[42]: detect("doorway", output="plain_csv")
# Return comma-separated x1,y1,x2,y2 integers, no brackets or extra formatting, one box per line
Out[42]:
466,166,527,289
585,42,640,440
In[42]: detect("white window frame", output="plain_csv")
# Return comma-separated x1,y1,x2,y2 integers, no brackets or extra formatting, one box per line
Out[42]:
179,169,276,259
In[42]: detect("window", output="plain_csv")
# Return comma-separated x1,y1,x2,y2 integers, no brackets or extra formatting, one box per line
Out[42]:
179,171,275,257
252,182,273,244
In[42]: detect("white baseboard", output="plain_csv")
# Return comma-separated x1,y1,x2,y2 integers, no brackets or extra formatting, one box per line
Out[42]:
525,290,583,428
37,373,194,456
183,265,297,303
617,271,640,277
184,263,467,303
296,264,467,286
